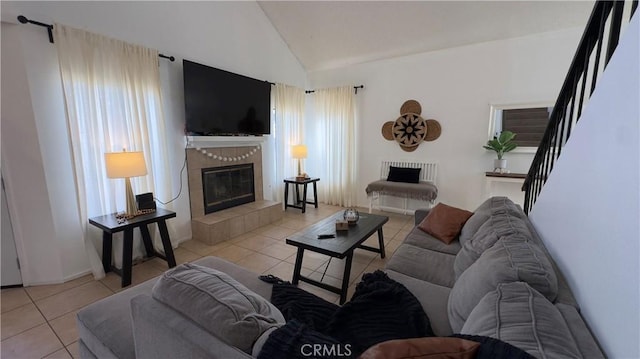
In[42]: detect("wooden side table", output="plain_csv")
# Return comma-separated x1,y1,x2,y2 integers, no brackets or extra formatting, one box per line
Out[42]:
283,177,319,213
89,208,177,287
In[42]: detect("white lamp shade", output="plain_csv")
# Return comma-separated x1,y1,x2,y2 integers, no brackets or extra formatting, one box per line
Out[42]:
105,151,147,178
291,145,308,159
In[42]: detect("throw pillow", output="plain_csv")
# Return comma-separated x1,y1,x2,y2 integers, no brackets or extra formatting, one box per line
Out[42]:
418,203,473,244
151,263,285,354
360,337,480,359
387,166,421,183
461,282,581,359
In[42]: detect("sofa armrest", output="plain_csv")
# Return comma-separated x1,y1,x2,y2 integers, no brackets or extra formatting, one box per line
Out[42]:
414,208,431,226
131,294,252,359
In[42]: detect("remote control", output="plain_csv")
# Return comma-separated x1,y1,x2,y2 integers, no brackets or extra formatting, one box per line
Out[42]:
317,234,335,239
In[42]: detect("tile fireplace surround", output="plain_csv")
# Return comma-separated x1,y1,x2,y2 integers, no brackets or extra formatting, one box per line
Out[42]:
187,145,282,245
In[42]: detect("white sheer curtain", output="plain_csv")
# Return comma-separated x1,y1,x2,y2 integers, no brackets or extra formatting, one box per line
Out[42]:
54,24,175,279
272,83,305,204
312,86,358,207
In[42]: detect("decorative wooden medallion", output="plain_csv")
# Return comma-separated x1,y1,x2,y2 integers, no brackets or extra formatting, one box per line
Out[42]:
381,121,394,140
425,119,442,141
400,100,422,115
380,100,442,150
392,113,427,147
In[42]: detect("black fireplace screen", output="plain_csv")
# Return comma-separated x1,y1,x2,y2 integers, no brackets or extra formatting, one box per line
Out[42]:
202,163,255,214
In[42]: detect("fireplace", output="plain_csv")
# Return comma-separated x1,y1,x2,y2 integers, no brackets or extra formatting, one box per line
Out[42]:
202,163,255,214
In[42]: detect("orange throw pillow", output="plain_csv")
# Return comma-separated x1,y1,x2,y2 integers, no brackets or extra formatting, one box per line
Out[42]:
418,203,473,244
360,337,480,359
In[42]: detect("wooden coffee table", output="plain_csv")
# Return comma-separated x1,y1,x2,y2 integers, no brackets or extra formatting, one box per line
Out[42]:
285,211,389,304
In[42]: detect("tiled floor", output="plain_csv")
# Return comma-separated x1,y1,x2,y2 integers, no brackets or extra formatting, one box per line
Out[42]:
0,204,412,358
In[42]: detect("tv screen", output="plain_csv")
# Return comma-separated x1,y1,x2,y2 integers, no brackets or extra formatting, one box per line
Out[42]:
183,60,271,135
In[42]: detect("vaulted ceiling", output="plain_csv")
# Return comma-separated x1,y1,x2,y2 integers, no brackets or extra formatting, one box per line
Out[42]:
258,1,594,71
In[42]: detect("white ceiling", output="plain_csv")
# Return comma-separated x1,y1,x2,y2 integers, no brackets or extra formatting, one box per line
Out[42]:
258,1,594,72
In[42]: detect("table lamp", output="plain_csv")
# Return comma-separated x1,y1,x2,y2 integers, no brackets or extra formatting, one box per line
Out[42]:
291,144,308,180
105,150,147,217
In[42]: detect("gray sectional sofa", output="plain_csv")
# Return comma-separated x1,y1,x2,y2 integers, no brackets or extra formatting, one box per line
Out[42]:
77,197,604,358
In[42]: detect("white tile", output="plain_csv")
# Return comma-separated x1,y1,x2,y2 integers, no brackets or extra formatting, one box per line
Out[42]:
0,303,46,340
0,323,63,359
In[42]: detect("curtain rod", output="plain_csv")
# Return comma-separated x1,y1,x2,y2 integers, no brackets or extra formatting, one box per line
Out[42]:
17,15,176,62
305,85,364,94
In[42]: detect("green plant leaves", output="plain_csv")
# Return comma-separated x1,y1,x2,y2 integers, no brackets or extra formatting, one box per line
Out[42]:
503,142,518,152
483,131,518,159
498,131,516,144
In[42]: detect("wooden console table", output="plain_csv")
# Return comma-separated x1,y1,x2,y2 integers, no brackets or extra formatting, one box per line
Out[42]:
89,208,177,287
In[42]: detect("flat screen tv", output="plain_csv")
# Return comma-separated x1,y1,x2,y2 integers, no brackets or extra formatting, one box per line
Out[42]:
183,60,271,135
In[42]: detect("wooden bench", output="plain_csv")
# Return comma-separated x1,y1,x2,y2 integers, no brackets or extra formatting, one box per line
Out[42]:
366,161,438,214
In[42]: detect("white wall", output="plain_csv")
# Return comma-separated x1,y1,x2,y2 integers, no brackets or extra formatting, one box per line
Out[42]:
1,23,68,285
308,28,583,210
0,1,307,284
529,15,639,358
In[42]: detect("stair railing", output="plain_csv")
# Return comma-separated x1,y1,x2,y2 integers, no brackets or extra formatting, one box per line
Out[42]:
523,0,637,214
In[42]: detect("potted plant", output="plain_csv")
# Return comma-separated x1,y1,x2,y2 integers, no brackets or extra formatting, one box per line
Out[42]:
483,131,517,171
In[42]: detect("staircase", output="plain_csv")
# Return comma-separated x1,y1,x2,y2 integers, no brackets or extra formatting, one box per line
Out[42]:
523,0,637,213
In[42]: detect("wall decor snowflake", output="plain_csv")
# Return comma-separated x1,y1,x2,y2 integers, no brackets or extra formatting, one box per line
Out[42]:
381,100,442,152
393,113,427,147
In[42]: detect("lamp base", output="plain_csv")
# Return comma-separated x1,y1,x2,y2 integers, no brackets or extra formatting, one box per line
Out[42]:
124,177,138,217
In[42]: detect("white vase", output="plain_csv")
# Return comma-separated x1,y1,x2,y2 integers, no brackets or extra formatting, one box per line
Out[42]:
494,159,507,172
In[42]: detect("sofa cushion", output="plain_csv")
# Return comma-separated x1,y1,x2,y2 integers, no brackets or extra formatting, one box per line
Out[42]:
404,227,462,255
414,208,431,226
448,239,558,332
77,277,158,359
460,282,581,359
458,197,525,246
386,269,453,336
78,256,269,359
454,210,533,279
555,303,605,358
458,197,494,246
360,337,480,359
385,244,457,288
151,263,285,354
417,203,473,244
131,294,254,359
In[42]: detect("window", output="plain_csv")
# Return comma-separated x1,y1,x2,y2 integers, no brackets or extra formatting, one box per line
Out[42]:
489,102,552,151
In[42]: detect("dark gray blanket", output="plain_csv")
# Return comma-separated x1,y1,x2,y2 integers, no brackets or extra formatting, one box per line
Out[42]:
260,270,433,358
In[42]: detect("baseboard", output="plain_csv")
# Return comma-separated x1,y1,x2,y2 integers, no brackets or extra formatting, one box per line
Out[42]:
374,205,416,216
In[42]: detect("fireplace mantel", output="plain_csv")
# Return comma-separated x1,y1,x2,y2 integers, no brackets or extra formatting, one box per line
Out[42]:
186,135,267,148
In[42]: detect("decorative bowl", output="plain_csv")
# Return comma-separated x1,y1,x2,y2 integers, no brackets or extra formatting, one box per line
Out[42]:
343,208,360,225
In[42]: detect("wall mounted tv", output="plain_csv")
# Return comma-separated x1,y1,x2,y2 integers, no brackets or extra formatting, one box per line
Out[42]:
183,59,271,136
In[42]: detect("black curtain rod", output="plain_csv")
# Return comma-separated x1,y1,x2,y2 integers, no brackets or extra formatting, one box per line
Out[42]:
158,54,175,62
17,15,175,62
306,85,364,94
18,15,53,43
